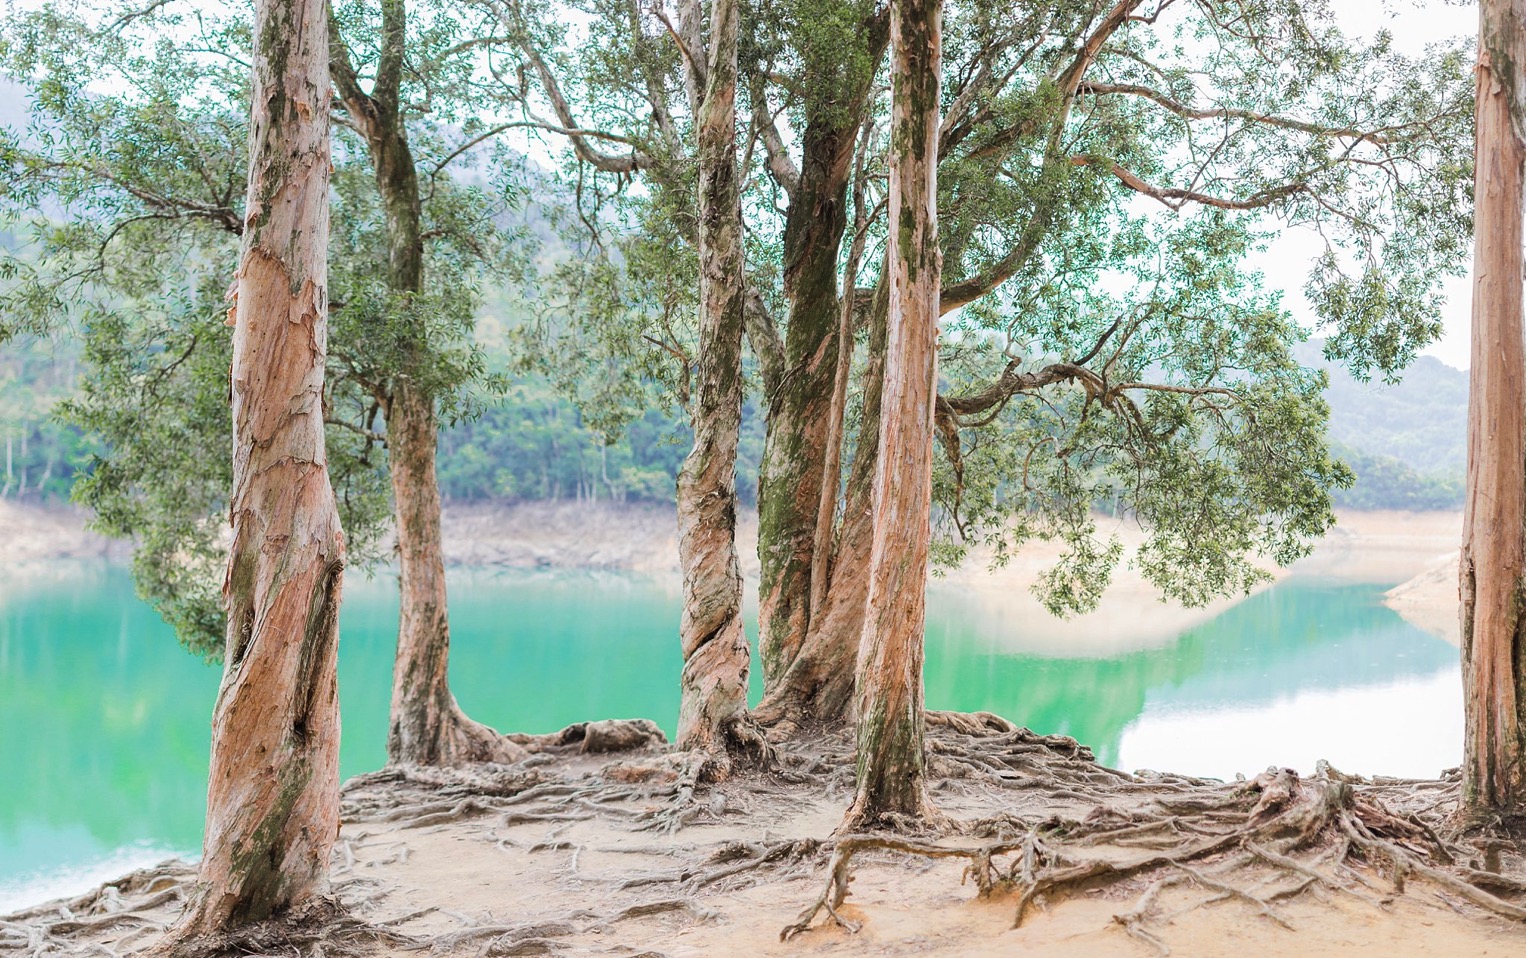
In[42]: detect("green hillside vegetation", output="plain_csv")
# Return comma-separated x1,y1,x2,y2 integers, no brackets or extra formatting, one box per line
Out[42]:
0,327,1468,514
1300,341,1467,510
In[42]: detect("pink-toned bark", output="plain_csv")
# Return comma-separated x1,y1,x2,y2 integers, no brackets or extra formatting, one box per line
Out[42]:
1459,0,1526,818
170,0,346,937
843,0,943,828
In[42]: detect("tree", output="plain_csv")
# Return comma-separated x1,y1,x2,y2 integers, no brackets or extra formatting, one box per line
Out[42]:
502,0,1472,743
0,0,528,765
748,0,1474,733
327,0,520,766
844,0,940,827
169,0,346,938
672,0,762,775
1459,0,1526,820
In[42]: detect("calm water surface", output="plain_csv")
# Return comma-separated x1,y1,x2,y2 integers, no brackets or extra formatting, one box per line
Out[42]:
0,562,1461,910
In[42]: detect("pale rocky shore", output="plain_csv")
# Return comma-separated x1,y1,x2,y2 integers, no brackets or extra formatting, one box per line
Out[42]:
3,500,1463,645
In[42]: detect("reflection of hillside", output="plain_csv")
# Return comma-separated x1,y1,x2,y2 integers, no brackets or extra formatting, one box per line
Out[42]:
0,566,215,863
924,582,1457,766
0,567,1457,882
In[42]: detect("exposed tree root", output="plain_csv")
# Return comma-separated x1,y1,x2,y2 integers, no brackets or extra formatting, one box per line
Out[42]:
782,752,1526,948
13,713,1526,957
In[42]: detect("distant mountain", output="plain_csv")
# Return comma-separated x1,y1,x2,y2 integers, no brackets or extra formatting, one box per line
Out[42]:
1294,341,1467,510
1297,341,1468,476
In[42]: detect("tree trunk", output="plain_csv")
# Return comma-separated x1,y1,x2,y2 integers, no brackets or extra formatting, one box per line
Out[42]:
756,126,853,690
754,281,887,736
170,0,345,937
754,23,889,697
675,0,757,777
329,3,514,767
386,379,521,765
1460,0,1526,820
844,0,941,828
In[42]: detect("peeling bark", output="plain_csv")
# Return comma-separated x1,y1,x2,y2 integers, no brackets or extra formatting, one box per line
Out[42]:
675,0,756,777
1460,0,1526,820
754,282,887,736
844,0,942,828
169,0,346,938
387,379,522,766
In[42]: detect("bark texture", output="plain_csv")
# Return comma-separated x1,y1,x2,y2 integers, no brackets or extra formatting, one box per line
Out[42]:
386,379,520,765
844,0,942,827
755,21,889,695
330,3,514,767
754,282,888,735
173,0,345,936
1460,0,1526,819
675,0,753,775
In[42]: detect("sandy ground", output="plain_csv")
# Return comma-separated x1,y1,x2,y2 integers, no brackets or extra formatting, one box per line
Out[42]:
0,500,123,564
6,728,1522,958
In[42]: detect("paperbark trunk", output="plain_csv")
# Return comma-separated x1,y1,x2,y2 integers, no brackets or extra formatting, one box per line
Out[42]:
1460,0,1526,819
753,282,887,735
844,0,941,827
755,130,846,691
755,25,889,696
675,0,754,776
329,2,515,766
386,379,520,764
171,0,345,936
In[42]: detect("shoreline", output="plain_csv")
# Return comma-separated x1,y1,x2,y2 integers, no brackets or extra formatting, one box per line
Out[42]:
3,500,1464,654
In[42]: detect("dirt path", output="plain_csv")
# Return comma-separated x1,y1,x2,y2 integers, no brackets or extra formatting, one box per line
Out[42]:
7,718,1521,958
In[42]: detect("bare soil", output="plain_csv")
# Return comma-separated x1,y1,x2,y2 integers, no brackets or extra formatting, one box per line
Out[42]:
6,717,1522,958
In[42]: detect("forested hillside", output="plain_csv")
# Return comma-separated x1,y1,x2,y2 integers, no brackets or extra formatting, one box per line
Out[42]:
0,326,1467,513
1300,342,1467,510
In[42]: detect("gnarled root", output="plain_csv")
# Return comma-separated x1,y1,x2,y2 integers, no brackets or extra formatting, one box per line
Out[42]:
783,757,1526,946
510,718,668,756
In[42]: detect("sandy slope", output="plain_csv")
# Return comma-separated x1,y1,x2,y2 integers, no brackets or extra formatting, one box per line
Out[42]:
2,499,1460,617
0,500,122,563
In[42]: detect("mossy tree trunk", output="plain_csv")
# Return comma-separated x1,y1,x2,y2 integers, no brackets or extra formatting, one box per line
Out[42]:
844,0,941,828
755,281,887,735
1460,0,1526,820
330,0,516,766
755,123,852,693
753,17,888,724
675,0,756,777
755,66,884,691
170,0,346,938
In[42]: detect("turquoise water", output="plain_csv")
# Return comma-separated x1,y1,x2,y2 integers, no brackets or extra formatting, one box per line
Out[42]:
0,562,1460,910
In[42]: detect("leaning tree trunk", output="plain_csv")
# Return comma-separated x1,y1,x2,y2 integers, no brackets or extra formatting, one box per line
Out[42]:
333,5,517,766
168,0,346,939
675,0,756,777
1459,0,1526,820
844,0,941,828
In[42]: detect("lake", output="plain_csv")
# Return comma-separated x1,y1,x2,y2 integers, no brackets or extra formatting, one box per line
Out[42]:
0,561,1461,911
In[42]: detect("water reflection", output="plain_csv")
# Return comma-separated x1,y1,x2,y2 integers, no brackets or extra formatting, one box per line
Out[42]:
0,563,1459,909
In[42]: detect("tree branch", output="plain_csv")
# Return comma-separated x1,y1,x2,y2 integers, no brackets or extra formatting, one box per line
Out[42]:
1078,81,1398,144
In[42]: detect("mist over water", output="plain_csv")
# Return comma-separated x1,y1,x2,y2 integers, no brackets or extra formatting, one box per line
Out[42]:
0,562,1460,911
